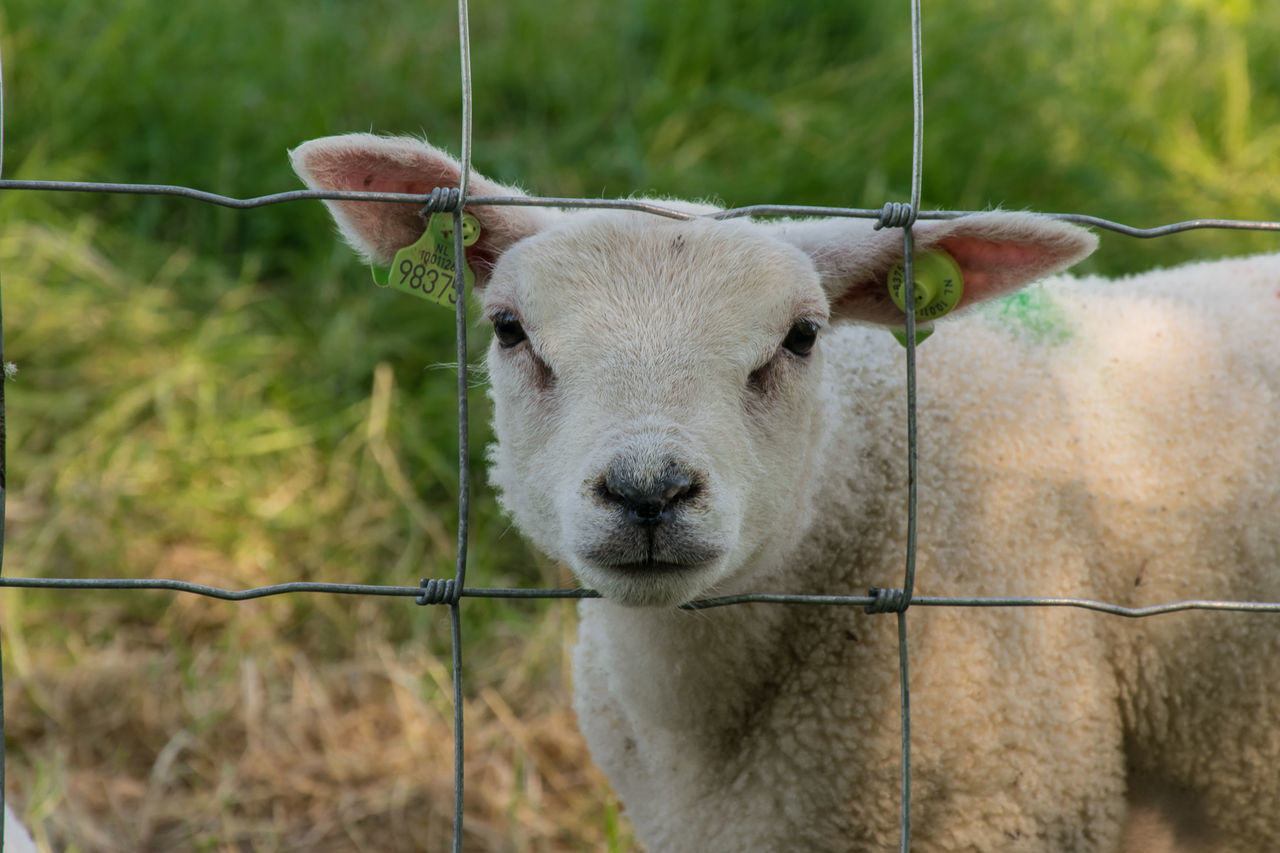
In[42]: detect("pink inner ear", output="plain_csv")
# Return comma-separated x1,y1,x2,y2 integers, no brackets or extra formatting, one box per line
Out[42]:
362,176,444,195
307,145,462,196
326,155,457,196
938,236,1056,304
333,166,499,273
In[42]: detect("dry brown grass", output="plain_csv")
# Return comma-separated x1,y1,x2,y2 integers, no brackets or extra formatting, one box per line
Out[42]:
1,600,631,852
0,227,633,850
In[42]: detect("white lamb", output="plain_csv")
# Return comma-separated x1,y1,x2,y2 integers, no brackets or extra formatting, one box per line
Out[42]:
292,133,1280,853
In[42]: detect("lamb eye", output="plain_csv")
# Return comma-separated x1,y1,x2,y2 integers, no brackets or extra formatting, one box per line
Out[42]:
781,319,819,357
491,311,527,349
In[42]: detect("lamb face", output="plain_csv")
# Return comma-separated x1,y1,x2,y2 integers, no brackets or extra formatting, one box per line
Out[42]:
483,214,830,606
290,133,1101,612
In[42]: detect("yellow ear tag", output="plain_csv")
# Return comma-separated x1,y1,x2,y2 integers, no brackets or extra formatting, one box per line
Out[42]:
887,249,964,347
370,212,481,307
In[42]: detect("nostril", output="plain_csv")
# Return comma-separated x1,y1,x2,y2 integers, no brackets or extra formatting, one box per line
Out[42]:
598,465,699,526
657,471,692,503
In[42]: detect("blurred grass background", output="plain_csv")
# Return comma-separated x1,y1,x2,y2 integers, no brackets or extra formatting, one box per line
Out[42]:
0,0,1277,850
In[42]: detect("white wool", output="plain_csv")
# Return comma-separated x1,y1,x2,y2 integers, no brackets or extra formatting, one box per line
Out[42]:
294,133,1280,853
4,803,37,853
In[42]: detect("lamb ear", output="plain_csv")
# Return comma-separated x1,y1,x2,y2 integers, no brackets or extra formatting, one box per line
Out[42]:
289,133,558,286
773,211,1098,325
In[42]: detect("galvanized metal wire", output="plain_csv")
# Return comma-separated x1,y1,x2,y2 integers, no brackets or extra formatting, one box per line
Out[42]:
2,3,1280,852
861,0,928,846
3,577,1280,618
3,179,1280,238
0,28,10,852
449,3,476,847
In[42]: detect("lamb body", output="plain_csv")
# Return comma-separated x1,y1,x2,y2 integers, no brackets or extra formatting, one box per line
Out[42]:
573,257,1280,853
293,134,1280,852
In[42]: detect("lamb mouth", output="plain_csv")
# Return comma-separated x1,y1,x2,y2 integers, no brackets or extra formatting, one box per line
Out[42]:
576,541,727,604
581,543,726,575
577,555,724,607
597,559,710,574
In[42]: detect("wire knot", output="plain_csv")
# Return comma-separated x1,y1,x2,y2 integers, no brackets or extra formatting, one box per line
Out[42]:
417,577,460,606
874,202,917,231
418,186,462,219
865,586,911,614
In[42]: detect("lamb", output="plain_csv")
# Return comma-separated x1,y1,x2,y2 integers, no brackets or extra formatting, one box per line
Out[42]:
291,133,1280,853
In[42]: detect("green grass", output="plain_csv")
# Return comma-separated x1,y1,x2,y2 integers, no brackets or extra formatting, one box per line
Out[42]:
1,0,1279,849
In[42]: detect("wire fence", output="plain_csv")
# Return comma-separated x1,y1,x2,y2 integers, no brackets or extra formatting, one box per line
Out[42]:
2,1,1280,852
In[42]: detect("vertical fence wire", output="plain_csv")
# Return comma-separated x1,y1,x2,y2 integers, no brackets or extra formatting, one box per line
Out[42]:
0,26,9,853
449,0,476,849
891,0,926,848
452,0,475,596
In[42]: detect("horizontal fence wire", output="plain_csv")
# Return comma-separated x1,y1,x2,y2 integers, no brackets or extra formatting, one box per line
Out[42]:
4,179,1280,237
4,576,1280,617
3,0,1280,851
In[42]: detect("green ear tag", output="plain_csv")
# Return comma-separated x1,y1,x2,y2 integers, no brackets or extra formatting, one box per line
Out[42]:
370,212,481,307
886,249,964,347
890,327,935,347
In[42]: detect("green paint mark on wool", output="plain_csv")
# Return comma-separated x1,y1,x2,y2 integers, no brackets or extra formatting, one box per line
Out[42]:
984,288,1074,346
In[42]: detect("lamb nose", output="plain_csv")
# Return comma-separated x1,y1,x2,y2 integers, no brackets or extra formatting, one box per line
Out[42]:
601,467,695,526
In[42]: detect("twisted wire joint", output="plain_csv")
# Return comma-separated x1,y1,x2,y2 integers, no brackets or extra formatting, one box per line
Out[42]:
418,186,462,219
874,201,917,231
866,586,911,614
417,577,460,606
